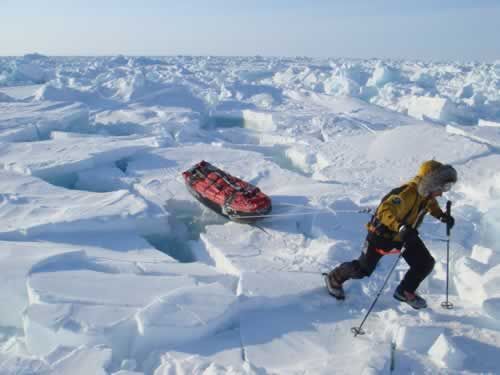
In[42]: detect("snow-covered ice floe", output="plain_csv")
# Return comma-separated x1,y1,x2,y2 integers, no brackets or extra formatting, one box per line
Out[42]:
1,55,500,374
0,101,89,142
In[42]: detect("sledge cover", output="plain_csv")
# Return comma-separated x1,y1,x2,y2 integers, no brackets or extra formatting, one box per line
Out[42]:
182,160,272,221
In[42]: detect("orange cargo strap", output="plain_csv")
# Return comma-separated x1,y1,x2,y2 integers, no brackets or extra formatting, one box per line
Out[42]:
374,248,401,255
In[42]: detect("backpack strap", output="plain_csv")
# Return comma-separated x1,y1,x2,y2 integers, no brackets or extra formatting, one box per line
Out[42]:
368,184,418,238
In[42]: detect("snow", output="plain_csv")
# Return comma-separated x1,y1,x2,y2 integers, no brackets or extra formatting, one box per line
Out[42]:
0,133,157,182
1,55,500,374
15,63,52,85
49,345,112,375
479,119,500,127
0,172,166,240
0,84,43,100
0,54,54,87
407,96,454,122
453,257,488,305
0,92,15,103
134,283,237,359
0,101,89,142
366,63,402,88
471,245,498,265
428,334,466,369
395,326,444,352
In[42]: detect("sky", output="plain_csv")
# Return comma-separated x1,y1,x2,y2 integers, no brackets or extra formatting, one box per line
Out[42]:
2,0,500,61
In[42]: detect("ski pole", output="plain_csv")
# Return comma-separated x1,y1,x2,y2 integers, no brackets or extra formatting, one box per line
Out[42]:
351,251,404,337
441,200,454,309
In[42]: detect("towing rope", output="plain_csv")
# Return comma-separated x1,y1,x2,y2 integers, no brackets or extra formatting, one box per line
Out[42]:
230,207,373,221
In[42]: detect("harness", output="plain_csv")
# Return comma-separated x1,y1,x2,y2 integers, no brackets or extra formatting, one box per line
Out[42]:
367,184,428,255
373,248,398,255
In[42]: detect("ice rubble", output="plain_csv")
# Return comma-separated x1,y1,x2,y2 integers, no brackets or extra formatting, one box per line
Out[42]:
26,267,194,356
406,96,475,124
428,334,466,369
0,54,54,86
134,283,237,359
0,101,89,142
0,92,15,102
395,326,444,353
1,55,500,374
48,345,112,375
0,172,166,240
0,131,158,187
12,237,238,365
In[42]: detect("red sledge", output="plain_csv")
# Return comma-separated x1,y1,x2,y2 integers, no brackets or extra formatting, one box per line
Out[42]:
182,160,272,222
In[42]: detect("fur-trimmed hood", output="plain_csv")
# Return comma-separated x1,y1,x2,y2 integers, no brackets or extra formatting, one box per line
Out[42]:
411,161,458,196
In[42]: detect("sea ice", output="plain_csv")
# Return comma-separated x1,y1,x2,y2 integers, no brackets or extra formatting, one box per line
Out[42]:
0,101,89,142
0,55,499,374
49,345,112,375
428,334,466,369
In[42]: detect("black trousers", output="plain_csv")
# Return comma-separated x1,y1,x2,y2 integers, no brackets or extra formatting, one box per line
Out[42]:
332,234,435,293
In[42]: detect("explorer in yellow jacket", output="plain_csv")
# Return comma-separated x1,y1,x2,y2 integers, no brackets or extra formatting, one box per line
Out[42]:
325,160,457,309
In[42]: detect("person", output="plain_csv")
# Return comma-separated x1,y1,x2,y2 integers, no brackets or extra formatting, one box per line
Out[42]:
325,160,457,309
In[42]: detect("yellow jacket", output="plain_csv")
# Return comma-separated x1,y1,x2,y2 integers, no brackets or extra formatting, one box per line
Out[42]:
370,176,444,242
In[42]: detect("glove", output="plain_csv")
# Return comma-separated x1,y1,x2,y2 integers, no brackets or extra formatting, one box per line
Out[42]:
440,213,455,229
399,224,418,243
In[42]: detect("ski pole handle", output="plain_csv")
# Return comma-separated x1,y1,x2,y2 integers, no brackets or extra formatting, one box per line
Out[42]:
446,200,452,236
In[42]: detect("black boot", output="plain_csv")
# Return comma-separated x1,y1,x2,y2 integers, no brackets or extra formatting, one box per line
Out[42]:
323,271,345,300
393,285,427,309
